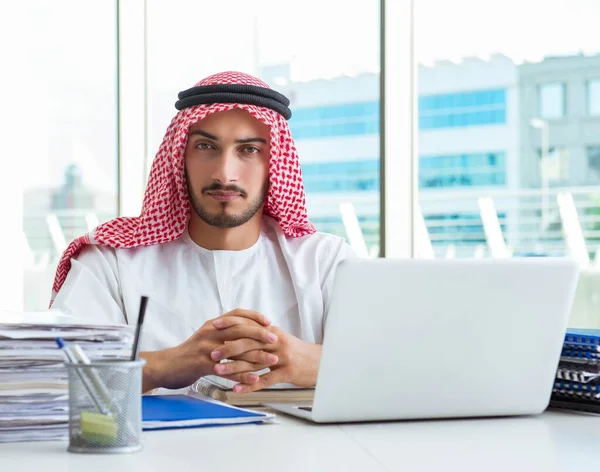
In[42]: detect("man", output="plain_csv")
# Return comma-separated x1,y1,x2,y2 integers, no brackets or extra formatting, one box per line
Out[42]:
51,71,356,394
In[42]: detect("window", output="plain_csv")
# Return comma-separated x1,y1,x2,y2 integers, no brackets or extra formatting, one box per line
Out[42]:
588,146,600,174
423,212,507,253
418,89,507,130
311,215,379,251
3,1,118,310
415,0,600,266
537,147,570,183
289,101,379,139
419,152,507,189
302,160,379,192
539,83,565,119
589,79,600,116
147,0,381,256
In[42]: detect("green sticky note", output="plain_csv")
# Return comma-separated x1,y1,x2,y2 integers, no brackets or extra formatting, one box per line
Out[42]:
80,411,118,445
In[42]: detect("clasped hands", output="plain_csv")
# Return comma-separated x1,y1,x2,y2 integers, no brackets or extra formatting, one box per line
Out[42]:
142,309,321,394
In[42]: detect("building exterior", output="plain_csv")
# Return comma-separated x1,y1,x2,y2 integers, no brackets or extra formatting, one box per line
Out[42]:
517,53,600,256
418,55,519,257
24,54,600,272
264,54,520,257
519,53,600,189
268,68,381,253
264,53,600,258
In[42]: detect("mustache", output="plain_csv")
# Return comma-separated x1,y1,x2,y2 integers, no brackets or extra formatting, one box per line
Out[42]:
201,183,248,198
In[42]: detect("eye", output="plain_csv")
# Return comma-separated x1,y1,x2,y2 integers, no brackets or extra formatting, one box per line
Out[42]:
241,146,261,154
196,142,214,150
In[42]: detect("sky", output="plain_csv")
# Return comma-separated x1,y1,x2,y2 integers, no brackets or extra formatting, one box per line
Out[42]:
2,0,600,193
146,0,600,81
415,0,600,65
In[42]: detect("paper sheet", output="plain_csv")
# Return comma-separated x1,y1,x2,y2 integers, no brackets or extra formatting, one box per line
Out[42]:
0,315,133,443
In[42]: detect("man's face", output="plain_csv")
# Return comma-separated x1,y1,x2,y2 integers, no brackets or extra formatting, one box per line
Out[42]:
184,109,271,228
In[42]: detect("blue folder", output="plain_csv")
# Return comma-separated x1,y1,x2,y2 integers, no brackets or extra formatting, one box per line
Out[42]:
142,395,274,431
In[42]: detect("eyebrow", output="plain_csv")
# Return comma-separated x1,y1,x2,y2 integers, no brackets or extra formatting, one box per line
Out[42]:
235,137,267,144
189,129,267,144
189,130,218,140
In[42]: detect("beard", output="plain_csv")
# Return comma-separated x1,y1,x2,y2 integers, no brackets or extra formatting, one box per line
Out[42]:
186,177,269,229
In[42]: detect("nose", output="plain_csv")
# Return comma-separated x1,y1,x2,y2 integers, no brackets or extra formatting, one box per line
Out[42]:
211,148,240,184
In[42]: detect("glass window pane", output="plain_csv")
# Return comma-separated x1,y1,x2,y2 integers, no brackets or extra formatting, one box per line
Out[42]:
147,0,381,256
588,146,600,178
539,82,565,119
589,79,600,115
2,1,118,310
415,0,600,321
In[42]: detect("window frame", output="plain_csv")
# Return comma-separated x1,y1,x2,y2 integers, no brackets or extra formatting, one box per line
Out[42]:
117,0,415,258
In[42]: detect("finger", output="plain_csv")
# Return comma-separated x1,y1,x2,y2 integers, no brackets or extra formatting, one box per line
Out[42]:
215,309,271,328
213,360,269,376
221,372,261,385
217,325,278,345
233,370,284,394
211,339,269,361
231,350,279,366
213,315,265,330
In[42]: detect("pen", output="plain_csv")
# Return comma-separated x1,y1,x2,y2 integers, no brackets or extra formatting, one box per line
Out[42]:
69,342,138,441
56,338,110,416
70,343,116,414
131,296,149,361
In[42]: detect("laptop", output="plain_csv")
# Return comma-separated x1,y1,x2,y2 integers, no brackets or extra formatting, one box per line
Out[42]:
266,257,580,423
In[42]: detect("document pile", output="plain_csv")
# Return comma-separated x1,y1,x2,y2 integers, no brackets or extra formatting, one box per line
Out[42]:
0,311,133,443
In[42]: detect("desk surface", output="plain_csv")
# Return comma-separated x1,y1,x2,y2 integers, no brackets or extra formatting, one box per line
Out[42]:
1,409,599,471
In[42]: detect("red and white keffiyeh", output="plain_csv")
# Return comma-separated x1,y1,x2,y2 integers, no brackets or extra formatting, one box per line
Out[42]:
50,71,316,305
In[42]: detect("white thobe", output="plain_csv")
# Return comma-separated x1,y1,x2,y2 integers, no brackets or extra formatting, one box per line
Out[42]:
52,217,357,353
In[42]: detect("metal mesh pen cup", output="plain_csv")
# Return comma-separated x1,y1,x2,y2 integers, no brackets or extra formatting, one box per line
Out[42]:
65,359,145,454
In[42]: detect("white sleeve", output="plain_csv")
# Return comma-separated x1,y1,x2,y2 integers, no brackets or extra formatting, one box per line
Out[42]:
321,239,359,322
51,245,128,325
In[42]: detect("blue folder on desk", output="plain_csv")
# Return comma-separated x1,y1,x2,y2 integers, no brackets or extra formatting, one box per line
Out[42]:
142,395,274,431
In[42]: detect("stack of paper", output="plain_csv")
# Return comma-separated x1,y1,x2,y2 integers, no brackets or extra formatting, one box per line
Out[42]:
0,310,133,443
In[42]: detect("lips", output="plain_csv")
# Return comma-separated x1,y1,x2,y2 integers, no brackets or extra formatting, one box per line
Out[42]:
207,191,242,201
208,191,241,196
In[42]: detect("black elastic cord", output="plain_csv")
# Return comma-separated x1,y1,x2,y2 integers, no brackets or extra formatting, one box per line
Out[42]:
178,84,290,106
175,84,292,120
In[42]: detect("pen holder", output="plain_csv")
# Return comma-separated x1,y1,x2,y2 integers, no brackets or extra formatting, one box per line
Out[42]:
65,359,145,454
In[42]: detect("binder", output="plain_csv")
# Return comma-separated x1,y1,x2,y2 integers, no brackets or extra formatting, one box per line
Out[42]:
550,329,600,414
550,398,600,414
142,395,274,431
561,349,600,361
564,329,600,346
553,380,600,398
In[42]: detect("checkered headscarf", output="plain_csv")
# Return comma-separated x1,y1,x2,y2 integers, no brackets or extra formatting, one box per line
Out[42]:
50,71,316,305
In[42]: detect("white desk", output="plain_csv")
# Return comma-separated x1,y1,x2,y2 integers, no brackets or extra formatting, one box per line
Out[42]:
1,410,599,471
